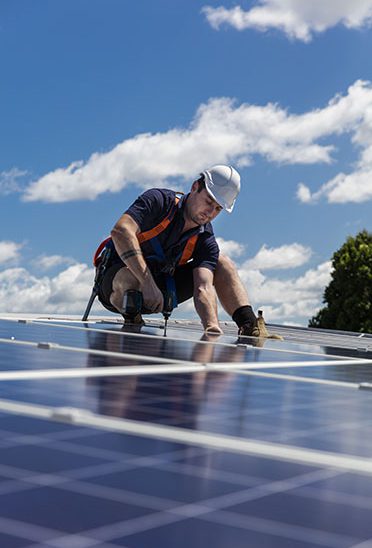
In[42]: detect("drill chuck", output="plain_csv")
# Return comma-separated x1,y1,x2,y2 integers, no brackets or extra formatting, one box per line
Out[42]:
162,291,174,315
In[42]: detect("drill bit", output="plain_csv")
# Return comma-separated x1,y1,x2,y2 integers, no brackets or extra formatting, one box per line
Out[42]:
163,311,171,336
162,291,174,337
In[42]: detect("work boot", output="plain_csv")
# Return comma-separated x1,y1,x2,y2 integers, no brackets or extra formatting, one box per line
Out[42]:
238,319,260,338
238,311,283,341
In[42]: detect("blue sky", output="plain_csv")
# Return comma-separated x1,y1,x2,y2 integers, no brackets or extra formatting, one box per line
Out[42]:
1,0,372,325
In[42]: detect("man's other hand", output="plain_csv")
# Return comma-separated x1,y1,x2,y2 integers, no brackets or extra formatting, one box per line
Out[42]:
142,282,164,313
205,324,224,335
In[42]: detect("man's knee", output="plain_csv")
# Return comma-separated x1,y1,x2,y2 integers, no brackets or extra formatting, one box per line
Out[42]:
112,266,137,293
110,267,139,311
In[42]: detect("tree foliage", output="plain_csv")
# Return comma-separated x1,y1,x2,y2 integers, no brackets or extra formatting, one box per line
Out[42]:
309,230,372,333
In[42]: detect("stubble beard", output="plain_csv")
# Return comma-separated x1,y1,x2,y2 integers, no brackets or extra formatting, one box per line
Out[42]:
191,213,205,226
185,200,204,227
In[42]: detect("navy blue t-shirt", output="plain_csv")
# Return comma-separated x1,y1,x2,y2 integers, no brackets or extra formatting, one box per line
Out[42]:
124,188,219,274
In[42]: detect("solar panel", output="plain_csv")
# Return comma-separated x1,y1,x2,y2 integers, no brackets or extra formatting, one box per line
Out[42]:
0,314,371,548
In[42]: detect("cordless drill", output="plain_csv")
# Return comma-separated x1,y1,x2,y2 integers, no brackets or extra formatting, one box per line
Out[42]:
121,289,174,335
162,290,174,337
121,289,143,324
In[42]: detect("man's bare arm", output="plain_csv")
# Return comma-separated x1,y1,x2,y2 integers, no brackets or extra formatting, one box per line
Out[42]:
111,214,163,312
193,267,223,334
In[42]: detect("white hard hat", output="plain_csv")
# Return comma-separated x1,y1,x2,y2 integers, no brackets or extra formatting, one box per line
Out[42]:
202,165,241,213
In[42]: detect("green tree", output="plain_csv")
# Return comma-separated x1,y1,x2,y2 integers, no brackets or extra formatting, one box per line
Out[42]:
309,230,372,333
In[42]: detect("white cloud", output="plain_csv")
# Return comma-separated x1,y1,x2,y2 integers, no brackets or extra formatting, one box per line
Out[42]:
0,264,96,314
0,241,332,325
295,80,372,203
0,241,23,265
298,169,372,204
22,80,372,206
23,95,334,203
216,237,245,258
238,260,332,323
34,254,77,271
243,243,312,270
202,1,372,42
296,182,313,204
0,168,27,195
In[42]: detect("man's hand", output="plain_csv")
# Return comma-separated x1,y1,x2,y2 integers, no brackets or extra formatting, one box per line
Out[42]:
205,324,224,335
111,214,165,314
141,280,164,313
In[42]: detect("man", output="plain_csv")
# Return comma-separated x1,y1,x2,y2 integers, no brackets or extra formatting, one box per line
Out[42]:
96,164,273,338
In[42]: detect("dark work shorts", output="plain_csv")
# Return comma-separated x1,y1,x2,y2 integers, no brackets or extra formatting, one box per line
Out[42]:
98,262,195,314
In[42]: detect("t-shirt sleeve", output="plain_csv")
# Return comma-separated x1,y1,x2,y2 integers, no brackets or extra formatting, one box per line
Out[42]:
124,189,166,229
192,233,220,272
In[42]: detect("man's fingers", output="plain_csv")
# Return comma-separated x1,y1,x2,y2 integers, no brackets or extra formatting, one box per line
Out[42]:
205,325,223,335
153,295,164,313
154,302,163,313
146,296,164,314
142,286,164,314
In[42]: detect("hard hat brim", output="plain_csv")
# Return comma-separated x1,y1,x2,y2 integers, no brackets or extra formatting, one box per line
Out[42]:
203,169,236,213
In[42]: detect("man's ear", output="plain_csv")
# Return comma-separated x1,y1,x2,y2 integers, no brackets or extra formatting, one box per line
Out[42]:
190,180,198,193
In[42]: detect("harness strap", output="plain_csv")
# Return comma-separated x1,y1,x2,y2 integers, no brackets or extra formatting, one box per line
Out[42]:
137,197,180,244
93,193,199,268
93,236,112,267
179,234,198,265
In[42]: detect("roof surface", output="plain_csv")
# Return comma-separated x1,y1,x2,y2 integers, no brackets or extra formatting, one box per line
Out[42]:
0,315,371,547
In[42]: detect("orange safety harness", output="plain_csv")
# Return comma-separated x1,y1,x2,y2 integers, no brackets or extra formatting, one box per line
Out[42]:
83,195,199,321
93,195,199,269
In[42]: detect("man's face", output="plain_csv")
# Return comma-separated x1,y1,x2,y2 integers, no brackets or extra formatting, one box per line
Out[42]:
186,182,223,226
